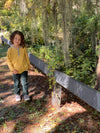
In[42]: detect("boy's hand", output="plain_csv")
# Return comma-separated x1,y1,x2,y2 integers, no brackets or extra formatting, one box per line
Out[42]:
13,69,18,74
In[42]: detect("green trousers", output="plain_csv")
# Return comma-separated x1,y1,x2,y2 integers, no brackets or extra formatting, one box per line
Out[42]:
13,71,28,95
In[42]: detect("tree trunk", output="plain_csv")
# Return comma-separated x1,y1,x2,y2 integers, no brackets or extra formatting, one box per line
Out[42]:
52,0,60,50
59,0,73,66
20,0,27,16
42,0,50,45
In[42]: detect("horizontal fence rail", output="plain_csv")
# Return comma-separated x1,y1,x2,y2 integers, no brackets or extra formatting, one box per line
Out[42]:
1,36,100,112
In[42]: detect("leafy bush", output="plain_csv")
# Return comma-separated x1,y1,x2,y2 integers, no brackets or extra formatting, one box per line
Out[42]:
28,44,97,88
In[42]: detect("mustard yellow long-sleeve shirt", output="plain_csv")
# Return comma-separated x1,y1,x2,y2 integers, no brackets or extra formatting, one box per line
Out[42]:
7,46,30,74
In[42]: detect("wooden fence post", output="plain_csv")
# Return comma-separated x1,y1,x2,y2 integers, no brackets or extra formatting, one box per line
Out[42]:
52,83,62,109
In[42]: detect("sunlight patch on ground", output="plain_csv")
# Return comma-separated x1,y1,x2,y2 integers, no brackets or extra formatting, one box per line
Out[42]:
23,102,86,133
0,70,13,86
32,91,45,100
0,91,18,108
0,57,6,61
0,120,16,133
2,71,12,77
4,71,12,76
65,102,86,113
0,91,12,97
0,60,7,66
0,79,13,86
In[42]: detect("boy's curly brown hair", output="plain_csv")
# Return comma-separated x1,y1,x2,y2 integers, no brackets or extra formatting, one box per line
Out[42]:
10,30,25,48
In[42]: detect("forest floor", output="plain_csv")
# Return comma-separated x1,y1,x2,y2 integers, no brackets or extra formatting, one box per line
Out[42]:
0,44,100,133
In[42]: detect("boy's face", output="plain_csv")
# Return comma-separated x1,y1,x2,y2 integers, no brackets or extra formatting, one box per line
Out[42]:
13,34,21,47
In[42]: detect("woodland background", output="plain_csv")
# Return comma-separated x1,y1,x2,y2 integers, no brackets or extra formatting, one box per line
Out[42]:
1,0,100,87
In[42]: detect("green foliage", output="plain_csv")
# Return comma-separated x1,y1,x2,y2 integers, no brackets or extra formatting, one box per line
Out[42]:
72,13,97,53
66,11,98,87
28,45,64,89
67,54,96,87
0,9,12,16
40,45,64,69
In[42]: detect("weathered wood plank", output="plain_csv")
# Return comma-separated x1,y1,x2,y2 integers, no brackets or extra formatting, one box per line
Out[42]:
54,70,100,112
29,54,49,75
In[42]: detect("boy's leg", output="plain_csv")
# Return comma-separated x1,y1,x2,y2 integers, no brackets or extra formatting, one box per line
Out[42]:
21,71,28,95
13,74,21,95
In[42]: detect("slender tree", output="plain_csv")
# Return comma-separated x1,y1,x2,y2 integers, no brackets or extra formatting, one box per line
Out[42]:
58,0,73,65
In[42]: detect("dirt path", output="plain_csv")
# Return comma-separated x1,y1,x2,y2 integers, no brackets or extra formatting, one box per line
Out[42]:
0,45,100,133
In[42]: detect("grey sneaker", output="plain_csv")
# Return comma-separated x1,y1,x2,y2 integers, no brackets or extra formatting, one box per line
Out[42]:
15,95,21,101
24,95,30,101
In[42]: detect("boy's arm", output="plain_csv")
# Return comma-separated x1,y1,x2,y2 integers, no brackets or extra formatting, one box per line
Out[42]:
24,48,30,70
7,49,15,72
